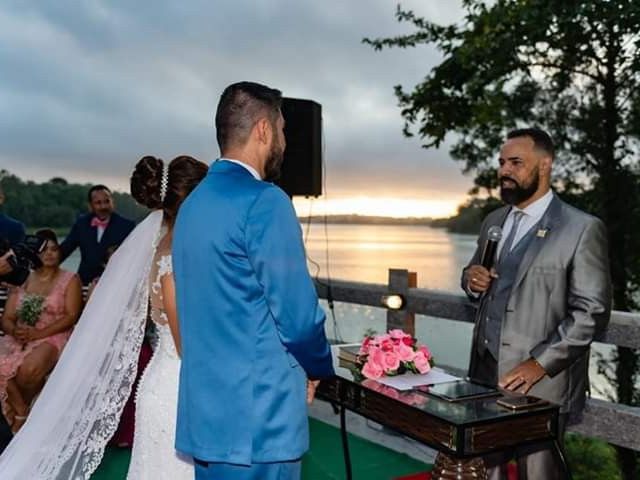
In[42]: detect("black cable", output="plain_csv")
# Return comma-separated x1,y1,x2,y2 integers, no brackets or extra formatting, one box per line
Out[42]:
319,116,342,343
339,405,353,480
553,438,573,480
303,195,313,245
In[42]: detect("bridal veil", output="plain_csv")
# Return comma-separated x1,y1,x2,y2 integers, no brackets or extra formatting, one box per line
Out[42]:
0,210,163,479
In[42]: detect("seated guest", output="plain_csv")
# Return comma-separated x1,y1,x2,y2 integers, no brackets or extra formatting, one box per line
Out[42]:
0,229,82,432
0,184,26,247
60,185,135,285
0,184,26,279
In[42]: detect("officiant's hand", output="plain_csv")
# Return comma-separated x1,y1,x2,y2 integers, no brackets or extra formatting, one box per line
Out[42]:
307,380,320,404
499,358,546,394
465,265,498,293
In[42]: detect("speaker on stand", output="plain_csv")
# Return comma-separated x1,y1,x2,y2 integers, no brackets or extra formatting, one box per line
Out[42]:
276,97,322,198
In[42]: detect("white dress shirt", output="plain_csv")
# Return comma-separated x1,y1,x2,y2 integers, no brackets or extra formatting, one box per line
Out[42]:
497,189,554,258
220,158,261,181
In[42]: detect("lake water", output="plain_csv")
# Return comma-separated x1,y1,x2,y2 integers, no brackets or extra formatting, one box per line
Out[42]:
62,222,615,400
302,222,615,401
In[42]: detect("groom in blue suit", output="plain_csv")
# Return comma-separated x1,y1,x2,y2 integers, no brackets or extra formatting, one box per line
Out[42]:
173,82,335,480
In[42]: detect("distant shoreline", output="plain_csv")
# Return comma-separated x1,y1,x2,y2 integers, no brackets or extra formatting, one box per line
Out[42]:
297,213,483,234
297,215,436,226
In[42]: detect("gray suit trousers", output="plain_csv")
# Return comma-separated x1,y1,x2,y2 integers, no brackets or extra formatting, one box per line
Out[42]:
470,347,569,480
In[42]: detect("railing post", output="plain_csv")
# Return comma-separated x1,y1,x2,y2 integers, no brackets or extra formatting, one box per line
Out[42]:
386,269,416,336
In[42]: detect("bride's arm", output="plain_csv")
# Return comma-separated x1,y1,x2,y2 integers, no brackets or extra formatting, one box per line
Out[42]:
160,273,182,357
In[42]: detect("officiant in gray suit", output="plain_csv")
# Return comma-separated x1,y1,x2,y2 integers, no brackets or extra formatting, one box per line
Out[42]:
462,128,611,479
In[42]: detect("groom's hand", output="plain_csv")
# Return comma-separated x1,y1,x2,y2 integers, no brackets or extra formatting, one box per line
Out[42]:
307,380,320,404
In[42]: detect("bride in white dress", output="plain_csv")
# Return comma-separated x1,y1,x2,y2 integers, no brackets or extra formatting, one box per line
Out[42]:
127,232,193,479
0,155,208,479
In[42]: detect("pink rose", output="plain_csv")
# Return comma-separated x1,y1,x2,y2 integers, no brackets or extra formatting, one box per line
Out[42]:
359,336,372,355
380,338,394,352
394,342,415,362
362,359,383,379
382,351,400,372
401,336,415,347
413,351,431,374
389,329,405,340
368,347,386,369
417,345,432,361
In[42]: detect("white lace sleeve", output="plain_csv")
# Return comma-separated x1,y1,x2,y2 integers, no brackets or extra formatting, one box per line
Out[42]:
158,255,173,277
151,255,173,296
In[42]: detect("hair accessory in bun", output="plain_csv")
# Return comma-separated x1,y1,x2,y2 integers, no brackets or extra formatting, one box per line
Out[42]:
160,161,170,202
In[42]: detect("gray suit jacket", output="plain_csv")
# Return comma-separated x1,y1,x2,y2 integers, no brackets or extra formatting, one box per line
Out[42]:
463,194,611,414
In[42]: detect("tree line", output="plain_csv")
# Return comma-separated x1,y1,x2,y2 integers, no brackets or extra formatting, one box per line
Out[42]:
0,170,148,232
365,1,640,477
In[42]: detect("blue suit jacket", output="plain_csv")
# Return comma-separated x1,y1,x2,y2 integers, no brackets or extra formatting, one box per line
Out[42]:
60,212,135,284
173,160,334,465
0,213,26,246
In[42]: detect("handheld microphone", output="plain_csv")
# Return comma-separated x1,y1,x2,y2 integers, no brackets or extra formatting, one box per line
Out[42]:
480,226,503,270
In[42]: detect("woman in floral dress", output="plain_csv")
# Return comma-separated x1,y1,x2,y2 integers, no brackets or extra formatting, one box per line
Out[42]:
0,229,81,432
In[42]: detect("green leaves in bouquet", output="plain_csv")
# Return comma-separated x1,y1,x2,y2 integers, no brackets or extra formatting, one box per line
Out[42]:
17,294,45,327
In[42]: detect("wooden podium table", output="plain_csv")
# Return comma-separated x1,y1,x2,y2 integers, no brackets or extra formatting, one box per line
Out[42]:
317,349,570,479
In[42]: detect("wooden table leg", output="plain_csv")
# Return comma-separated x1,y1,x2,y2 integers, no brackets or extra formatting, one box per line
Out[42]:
431,453,488,479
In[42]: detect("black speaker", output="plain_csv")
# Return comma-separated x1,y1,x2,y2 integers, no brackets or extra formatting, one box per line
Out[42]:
276,97,322,197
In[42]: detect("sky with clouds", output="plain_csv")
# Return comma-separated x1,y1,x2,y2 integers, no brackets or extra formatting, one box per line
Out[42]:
0,1,475,217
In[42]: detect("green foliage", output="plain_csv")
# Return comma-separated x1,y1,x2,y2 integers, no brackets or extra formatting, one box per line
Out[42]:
432,196,502,234
17,293,45,326
565,434,625,480
0,170,148,230
367,1,640,476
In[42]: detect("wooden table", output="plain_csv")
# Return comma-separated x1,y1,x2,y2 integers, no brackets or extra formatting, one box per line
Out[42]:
317,349,570,479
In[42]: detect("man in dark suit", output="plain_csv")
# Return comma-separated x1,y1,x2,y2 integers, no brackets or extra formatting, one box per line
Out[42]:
462,128,611,479
60,185,135,284
0,185,26,277
0,186,23,447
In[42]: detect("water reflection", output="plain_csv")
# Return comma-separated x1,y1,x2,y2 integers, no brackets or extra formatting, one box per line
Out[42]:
309,223,615,401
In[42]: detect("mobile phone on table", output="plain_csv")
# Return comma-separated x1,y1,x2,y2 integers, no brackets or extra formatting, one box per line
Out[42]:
496,395,548,410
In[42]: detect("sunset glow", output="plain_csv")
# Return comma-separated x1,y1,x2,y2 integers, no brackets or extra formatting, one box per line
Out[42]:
293,195,462,219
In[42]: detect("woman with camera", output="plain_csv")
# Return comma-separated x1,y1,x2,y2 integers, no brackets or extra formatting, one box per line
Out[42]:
0,229,82,433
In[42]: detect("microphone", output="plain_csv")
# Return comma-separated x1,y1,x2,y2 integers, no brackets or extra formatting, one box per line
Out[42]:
480,226,503,270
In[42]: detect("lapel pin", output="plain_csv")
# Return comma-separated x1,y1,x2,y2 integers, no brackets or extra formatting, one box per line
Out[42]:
537,229,548,238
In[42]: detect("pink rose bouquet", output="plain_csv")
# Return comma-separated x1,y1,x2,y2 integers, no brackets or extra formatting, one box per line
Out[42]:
356,329,433,380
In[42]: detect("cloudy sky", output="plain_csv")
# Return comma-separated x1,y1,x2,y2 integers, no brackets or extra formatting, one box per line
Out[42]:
0,1,473,218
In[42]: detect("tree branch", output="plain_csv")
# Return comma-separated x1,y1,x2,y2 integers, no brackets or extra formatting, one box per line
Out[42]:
526,61,603,83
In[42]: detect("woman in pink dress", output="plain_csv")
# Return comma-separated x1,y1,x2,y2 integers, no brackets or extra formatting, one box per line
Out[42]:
0,229,82,432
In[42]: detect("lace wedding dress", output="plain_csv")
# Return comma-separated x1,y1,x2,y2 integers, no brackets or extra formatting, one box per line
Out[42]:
0,211,194,479
127,250,194,479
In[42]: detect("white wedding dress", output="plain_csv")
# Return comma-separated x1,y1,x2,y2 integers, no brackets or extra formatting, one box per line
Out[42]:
0,211,195,479
127,251,194,479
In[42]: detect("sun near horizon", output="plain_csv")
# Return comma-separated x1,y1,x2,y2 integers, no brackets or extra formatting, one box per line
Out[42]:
292,195,463,219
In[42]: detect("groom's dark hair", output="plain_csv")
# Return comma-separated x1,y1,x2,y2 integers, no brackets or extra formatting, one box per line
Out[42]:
215,81,282,152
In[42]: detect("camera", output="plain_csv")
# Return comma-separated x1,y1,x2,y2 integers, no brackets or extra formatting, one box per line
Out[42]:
0,235,47,286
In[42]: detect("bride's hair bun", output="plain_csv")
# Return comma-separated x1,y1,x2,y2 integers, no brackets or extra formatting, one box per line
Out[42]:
130,155,164,209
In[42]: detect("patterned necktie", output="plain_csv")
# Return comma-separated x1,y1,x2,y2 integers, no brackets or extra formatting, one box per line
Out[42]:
499,211,524,263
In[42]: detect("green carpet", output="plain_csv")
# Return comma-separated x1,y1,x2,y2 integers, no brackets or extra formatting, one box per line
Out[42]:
92,418,431,479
